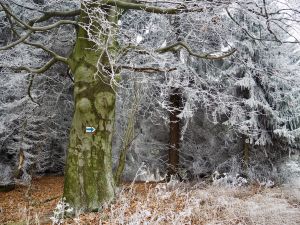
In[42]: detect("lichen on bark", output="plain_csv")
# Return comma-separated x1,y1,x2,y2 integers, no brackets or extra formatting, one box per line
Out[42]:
63,3,118,211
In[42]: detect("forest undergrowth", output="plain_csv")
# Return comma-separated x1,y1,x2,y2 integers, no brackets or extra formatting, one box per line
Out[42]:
0,176,299,225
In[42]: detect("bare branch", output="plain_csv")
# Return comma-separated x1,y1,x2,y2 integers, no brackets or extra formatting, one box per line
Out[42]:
226,7,299,44
156,41,237,60
27,74,40,106
15,58,57,74
23,41,68,64
269,8,300,16
9,0,45,13
10,0,81,23
67,69,74,83
0,2,77,32
29,9,80,25
119,65,176,73
0,31,32,50
263,0,282,43
270,20,300,43
0,11,68,65
103,0,203,14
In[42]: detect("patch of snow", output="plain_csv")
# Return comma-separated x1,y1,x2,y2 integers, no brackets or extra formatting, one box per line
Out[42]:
136,34,143,44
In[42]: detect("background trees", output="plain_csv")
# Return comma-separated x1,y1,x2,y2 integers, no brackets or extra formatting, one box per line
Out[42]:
0,0,300,211
0,0,75,186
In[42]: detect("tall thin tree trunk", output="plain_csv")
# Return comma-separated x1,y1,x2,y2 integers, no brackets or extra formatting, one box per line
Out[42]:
167,87,182,178
63,5,118,211
114,82,140,186
242,136,250,171
237,83,251,174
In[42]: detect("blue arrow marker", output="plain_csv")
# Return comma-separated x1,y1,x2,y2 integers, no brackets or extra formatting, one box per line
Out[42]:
86,127,96,133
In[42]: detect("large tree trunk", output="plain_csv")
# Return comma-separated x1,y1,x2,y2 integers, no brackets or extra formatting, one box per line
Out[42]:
63,5,117,211
167,87,182,178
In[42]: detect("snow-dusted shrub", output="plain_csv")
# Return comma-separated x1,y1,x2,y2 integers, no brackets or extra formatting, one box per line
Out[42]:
50,197,74,225
212,171,248,187
0,163,13,186
279,153,300,186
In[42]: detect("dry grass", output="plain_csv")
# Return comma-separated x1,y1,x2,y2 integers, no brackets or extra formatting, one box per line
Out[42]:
70,181,300,225
1,177,299,225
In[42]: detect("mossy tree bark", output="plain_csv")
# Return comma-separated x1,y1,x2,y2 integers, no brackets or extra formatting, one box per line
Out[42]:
63,5,119,211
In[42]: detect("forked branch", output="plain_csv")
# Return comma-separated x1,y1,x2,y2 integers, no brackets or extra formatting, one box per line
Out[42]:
0,31,32,50
23,41,68,64
15,58,57,74
1,2,69,64
29,9,80,25
14,58,58,105
226,7,299,44
0,2,77,32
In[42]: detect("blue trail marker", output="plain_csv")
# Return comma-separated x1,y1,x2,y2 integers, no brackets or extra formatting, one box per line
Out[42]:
86,126,96,133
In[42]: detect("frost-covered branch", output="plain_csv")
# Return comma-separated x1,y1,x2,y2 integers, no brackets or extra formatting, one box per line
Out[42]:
228,1,300,44
14,58,58,74
23,41,68,64
27,74,40,106
8,0,80,25
0,2,69,67
156,41,237,60
9,0,45,13
119,65,176,73
103,0,203,14
0,31,32,50
0,2,77,32
29,9,80,25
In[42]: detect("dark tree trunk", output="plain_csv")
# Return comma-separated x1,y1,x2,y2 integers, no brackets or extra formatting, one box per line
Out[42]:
236,84,251,172
242,135,250,170
167,87,182,178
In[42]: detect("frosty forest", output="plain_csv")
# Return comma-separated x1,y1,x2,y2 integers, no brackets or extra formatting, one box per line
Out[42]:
0,0,300,224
